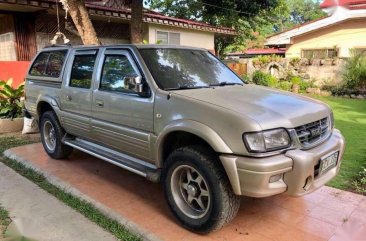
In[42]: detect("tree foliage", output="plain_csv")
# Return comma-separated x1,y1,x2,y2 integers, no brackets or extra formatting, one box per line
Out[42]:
150,0,326,55
150,0,281,56
343,50,366,90
286,0,326,27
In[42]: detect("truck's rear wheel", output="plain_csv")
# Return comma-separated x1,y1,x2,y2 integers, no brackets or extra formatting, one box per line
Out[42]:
40,111,73,159
163,145,241,233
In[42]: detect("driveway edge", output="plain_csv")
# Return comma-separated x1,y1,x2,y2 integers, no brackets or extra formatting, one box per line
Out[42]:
3,148,162,241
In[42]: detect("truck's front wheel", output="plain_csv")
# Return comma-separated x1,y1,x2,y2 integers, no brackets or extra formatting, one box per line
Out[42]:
40,111,73,159
163,146,241,233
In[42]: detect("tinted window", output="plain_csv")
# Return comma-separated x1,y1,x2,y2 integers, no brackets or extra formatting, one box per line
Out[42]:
30,52,50,76
100,55,138,93
69,55,96,89
45,51,67,77
30,51,67,77
139,49,243,90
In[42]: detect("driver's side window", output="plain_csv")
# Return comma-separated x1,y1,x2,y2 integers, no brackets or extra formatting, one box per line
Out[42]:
100,55,138,93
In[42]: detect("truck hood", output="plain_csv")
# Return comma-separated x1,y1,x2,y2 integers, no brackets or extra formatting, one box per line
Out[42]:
173,85,331,129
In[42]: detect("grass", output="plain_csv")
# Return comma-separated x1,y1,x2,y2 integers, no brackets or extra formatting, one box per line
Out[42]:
309,95,366,191
0,136,141,241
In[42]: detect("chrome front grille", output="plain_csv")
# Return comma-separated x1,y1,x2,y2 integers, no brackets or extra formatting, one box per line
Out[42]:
295,117,330,148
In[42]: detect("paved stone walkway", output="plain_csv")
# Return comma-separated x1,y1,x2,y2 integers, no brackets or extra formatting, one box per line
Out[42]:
4,143,366,241
0,162,117,241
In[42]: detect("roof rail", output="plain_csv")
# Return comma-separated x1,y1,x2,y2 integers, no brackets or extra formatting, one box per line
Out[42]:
44,44,72,48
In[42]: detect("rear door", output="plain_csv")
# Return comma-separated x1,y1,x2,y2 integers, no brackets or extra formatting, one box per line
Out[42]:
60,49,99,139
91,49,154,161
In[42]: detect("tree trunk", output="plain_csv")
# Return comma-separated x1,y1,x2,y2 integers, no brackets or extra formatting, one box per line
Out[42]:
65,0,100,45
130,0,143,44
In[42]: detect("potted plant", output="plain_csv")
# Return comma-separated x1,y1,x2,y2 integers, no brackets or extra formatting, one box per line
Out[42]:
0,79,25,133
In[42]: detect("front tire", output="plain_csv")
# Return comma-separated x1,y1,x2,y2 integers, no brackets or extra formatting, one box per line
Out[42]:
40,111,73,159
163,145,240,233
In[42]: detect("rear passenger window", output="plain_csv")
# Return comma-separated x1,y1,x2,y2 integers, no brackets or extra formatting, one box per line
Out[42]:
69,55,96,89
30,52,50,76
45,51,67,77
29,51,67,77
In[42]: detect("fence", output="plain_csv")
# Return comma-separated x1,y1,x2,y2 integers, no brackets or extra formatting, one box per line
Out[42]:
226,62,247,77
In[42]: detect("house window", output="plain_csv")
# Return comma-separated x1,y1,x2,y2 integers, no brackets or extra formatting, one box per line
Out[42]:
156,31,180,45
301,49,338,59
0,33,16,61
355,48,366,57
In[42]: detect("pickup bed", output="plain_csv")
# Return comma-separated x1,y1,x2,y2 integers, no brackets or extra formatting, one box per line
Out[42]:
25,44,345,233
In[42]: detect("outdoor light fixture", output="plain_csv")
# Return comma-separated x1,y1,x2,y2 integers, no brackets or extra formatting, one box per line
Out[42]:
50,32,70,45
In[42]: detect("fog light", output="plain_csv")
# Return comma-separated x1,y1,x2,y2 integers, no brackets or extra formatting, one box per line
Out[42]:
303,176,313,191
269,174,282,183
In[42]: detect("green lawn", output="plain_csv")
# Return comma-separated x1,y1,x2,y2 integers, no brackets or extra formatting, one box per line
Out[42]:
309,95,366,191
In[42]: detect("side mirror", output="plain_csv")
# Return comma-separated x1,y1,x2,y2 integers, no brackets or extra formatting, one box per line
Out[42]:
124,74,143,93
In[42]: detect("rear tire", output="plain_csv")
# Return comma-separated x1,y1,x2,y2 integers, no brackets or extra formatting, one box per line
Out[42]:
40,111,73,159
162,145,240,233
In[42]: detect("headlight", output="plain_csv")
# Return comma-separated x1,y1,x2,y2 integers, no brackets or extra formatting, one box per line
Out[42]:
243,128,291,153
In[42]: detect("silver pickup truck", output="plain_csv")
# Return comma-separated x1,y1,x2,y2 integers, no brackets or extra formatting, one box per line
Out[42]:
25,44,345,233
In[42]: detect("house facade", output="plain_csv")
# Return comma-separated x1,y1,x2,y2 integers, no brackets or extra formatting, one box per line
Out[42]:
0,0,235,62
265,0,366,58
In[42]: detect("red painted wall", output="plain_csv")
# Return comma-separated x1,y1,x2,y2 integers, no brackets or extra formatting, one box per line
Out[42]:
0,61,30,87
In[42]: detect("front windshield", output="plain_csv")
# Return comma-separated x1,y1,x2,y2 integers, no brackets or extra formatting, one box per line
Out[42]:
138,48,244,90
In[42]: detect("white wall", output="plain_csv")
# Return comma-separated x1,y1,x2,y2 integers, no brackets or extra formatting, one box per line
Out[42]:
286,19,366,58
147,24,215,51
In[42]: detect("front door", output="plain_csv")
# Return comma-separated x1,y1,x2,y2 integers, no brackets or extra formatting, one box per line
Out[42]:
60,49,99,139
91,49,154,161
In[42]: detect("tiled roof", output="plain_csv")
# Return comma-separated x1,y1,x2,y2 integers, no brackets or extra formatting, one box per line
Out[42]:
75,0,236,35
228,48,286,56
320,0,366,8
0,0,235,35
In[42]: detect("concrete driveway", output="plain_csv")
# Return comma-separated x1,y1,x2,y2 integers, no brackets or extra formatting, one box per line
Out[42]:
4,143,366,241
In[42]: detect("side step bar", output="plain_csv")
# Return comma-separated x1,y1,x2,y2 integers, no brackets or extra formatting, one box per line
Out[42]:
64,138,161,182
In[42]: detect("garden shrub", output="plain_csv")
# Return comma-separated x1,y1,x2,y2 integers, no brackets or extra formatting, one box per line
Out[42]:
289,57,301,66
321,84,365,96
252,70,278,87
299,81,314,93
0,79,24,119
277,81,292,91
353,168,366,195
289,76,302,86
241,74,250,83
343,50,366,90
257,55,271,65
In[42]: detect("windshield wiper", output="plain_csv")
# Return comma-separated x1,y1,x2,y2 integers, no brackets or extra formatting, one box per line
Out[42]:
209,82,243,87
165,85,210,91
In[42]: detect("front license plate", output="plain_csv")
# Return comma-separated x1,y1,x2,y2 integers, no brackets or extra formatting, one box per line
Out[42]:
319,151,339,176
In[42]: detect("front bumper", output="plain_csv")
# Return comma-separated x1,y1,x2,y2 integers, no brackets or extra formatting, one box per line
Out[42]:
220,129,345,197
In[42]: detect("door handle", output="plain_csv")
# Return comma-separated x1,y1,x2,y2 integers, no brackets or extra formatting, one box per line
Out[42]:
66,95,72,101
95,100,104,107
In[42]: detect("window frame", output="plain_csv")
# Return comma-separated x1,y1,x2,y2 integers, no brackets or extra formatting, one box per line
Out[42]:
301,48,338,59
98,50,143,96
68,50,98,90
156,30,181,45
28,49,69,80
